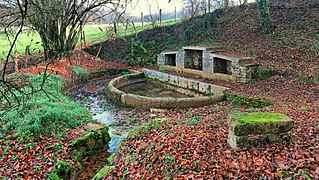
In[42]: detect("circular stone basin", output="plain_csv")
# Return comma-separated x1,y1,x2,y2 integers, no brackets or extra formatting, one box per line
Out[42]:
108,71,228,109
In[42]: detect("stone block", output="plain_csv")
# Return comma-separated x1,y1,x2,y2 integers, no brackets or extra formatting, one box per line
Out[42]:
169,75,179,86
187,80,199,91
227,113,294,148
198,83,212,94
178,77,189,89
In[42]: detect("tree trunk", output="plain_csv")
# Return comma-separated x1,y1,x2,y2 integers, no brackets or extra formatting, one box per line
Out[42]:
256,0,274,34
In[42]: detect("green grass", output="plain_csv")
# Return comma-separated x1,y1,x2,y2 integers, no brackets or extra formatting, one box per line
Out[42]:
237,112,284,124
0,19,181,59
1,73,93,142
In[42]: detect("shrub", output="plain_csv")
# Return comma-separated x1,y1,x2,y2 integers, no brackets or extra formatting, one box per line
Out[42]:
72,66,90,81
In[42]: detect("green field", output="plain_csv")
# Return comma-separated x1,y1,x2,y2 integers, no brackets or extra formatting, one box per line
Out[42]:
0,19,180,59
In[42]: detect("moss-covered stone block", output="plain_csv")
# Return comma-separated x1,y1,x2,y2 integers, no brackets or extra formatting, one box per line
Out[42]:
227,112,294,148
71,123,111,161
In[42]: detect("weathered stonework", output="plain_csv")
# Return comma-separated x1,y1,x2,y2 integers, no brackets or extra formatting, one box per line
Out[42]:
227,113,294,148
108,69,230,109
157,46,260,83
157,51,177,66
71,123,111,161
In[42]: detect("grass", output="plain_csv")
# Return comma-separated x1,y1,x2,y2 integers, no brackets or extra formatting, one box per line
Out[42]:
0,19,181,59
1,73,93,142
237,112,284,124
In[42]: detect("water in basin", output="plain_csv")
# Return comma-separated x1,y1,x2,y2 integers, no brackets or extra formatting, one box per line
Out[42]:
119,80,193,98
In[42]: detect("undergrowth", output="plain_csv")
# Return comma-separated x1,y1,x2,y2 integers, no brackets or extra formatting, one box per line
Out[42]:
1,74,92,142
226,93,274,108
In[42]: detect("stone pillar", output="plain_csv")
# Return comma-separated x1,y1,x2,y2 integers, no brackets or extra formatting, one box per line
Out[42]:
202,52,214,74
176,50,185,69
157,53,166,65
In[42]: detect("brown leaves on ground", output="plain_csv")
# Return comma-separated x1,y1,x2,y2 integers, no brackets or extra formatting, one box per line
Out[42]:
19,50,140,80
109,99,319,179
106,64,319,179
0,127,85,179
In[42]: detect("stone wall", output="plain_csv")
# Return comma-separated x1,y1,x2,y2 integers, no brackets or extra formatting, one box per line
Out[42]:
184,50,203,70
143,69,229,95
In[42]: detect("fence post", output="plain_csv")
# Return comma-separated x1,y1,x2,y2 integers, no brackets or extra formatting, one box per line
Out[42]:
83,31,87,47
141,12,144,30
25,45,30,68
113,22,117,35
0,58,2,73
15,51,19,73
159,9,162,26
132,21,137,39
175,6,177,22
125,18,129,36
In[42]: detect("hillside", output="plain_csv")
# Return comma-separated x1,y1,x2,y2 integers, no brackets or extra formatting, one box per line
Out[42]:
86,0,319,78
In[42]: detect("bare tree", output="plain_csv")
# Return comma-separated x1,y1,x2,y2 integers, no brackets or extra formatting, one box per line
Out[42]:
0,0,129,112
182,0,207,18
144,0,160,27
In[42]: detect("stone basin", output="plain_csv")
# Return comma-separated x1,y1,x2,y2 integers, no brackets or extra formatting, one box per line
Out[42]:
108,69,230,109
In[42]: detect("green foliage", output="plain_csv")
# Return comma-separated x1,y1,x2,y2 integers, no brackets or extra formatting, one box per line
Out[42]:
92,165,115,180
299,105,308,111
257,69,282,80
226,93,273,108
159,66,166,71
87,13,218,66
123,38,154,67
48,160,73,180
295,73,319,85
237,112,284,124
72,66,90,81
1,74,92,142
256,0,274,34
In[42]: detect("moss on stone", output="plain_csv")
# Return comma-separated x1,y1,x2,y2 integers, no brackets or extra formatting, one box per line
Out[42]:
71,149,86,162
71,125,111,163
48,160,73,180
238,112,284,124
71,132,93,149
92,165,115,180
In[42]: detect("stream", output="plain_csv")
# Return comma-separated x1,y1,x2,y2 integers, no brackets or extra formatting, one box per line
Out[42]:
70,77,138,179
69,76,184,179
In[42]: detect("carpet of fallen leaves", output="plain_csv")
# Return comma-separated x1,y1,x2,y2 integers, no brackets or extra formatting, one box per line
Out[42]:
0,126,86,178
106,69,319,179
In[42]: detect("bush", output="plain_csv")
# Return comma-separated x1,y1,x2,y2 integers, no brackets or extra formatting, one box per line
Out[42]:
72,66,90,81
2,74,92,142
